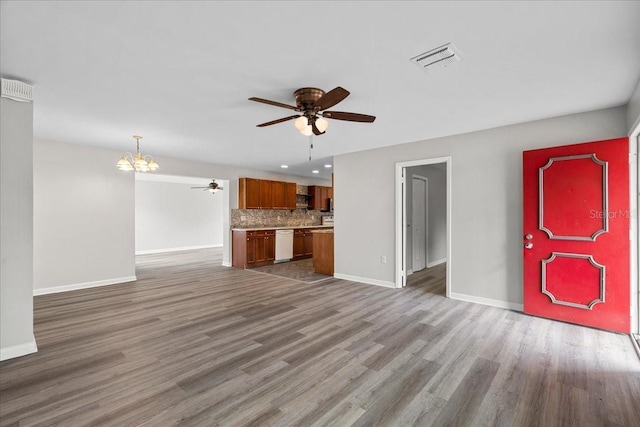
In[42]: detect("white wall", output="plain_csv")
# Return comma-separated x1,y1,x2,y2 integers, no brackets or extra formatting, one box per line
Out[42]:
135,176,224,253
405,164,447,269
627,78,640,133
334,106,627,306
33,139,136,294
1,96,37,360
32,138,329,292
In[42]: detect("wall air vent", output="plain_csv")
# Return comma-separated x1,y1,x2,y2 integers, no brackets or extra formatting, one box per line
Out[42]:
1,78,33,102
410,43,461,72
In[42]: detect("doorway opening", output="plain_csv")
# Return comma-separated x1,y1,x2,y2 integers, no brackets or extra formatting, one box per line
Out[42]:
395,157,452,296
133,174,229,264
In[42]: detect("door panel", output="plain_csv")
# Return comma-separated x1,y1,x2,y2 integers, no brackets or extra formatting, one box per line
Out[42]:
412,177,427,272
523,137,630,333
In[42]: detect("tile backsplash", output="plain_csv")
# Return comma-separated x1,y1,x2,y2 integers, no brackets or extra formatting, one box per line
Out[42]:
231,209,329,228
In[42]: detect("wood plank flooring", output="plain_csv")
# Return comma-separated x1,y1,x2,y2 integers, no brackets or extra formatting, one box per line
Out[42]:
1,248,639,426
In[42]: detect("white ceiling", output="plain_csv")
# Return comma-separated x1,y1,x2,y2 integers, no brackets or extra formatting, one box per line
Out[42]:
2,1,639,179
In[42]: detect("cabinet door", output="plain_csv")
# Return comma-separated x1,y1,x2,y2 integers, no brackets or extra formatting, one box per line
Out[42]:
293,230,305,257
321,187,329,211
307,186,319,210
244,178,261,209
246,233,257,265
285,182,297,210
264,233,275,262
304,231,314,256
254,235,266,263
271,181,286,209
259,180,273,209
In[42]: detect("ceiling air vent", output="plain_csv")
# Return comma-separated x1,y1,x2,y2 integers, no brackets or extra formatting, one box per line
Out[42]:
1,78,33,102
410,43,461,72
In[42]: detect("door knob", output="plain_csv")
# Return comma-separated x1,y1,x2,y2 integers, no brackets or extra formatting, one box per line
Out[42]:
524,242,533,249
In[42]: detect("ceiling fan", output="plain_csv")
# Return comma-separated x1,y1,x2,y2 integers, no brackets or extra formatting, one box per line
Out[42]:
191,180,223,193
249,86,376,136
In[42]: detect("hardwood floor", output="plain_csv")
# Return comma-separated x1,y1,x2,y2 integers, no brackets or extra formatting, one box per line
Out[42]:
1,249,639,426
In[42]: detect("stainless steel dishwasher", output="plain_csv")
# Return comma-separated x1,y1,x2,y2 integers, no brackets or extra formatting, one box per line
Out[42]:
275,229,294,262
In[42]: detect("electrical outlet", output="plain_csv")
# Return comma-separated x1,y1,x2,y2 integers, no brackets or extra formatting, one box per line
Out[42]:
381,256,387,264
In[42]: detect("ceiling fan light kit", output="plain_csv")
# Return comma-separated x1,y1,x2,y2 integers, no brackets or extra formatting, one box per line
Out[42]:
116,135,160,173
249,86,375,136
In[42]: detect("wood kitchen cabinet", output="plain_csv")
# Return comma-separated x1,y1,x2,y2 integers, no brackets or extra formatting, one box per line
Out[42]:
285,182,296,209
293,228,316,259
232,229,275,268
239,178,296,210
308,185,333,211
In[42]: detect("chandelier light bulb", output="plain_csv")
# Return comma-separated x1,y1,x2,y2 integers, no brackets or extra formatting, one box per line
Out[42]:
116,156,134,171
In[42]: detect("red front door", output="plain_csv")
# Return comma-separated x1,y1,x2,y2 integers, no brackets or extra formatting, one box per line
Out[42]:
523,137,630,333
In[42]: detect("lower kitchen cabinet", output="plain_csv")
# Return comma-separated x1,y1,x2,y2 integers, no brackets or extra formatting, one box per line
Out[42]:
293,228,316,259
232,229,275,268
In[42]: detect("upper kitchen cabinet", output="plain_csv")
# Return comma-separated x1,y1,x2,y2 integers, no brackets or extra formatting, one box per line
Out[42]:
308,185,333,211
271,181,297,210
238,178,296,210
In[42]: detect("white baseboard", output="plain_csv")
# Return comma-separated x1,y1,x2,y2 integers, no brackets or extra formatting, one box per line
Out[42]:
34,276,137,296
450,292,523,312
334,273,396,289
407,269,414,275
135,244,222,255
427,258,447,268
1,335,38,361
221,261,231,267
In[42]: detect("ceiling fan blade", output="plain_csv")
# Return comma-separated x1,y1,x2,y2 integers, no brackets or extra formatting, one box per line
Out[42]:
314,87,350,111
249,97,299,111
323,111,376,123
191,187,207,189
218,187,224,191
256,115,300,127
311,119,325,136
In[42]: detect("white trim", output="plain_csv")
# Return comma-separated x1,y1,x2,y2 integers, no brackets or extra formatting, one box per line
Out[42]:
450,292,524,312
427,258,447,268
395,164,406,288
135,244,222,255
407,269,414,276
0,335,38,361
630,130,639,334
34,276,137,296
334,273,396,289
221,261,231,267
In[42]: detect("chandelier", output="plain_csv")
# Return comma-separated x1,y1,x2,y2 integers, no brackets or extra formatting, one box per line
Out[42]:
116,135,159,172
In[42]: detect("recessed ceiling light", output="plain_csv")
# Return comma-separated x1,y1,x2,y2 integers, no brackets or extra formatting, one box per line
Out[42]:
280,165,288,168
324,164,332,168
312,170,319,174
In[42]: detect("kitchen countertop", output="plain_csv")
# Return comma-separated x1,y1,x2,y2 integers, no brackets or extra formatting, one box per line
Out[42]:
231,225,334,232
311,229,334,234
